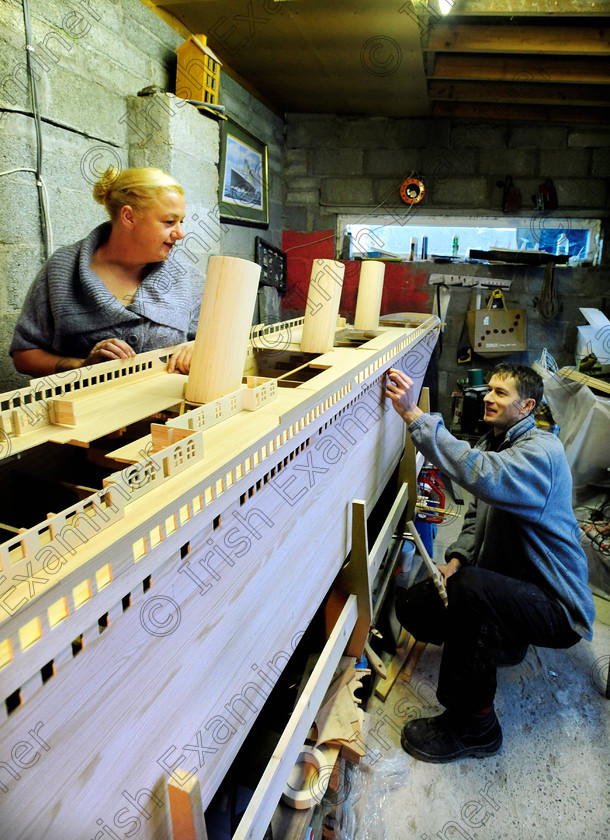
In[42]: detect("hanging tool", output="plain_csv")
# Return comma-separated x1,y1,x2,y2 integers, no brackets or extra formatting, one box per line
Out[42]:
406,520,448,608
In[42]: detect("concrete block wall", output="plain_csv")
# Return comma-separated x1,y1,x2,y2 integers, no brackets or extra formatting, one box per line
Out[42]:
0,0,284,391
284,114,610,230
218,75,286,327
126,92,220,298
283,114,610,422
220,74,285,260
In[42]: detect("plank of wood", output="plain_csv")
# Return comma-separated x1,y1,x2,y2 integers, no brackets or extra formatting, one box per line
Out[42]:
398,434,417,524
270,800,315,840
397,385,429,523
453,0,608,13
168,773,208,840
337,500,372,658
368,482,409,581
431,100,610,123
428,80,610,106
427,24,610,56
399,641,427,684
45,374,186,446
232,595,358,840
419,386,430,415
374,628,417,701
557,367,610,395
430,53,610,85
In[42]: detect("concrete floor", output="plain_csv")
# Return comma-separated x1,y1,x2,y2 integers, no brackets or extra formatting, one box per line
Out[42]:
341,494,610,840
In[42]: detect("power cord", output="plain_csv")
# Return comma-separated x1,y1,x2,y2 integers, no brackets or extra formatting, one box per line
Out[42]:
0,0,54,258
538,261,559,321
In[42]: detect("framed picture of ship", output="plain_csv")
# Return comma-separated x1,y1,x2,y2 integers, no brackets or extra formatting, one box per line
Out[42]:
219,119,269,227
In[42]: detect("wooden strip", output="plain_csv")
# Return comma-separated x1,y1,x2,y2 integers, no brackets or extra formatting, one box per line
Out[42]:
557,367,610,395
428,80,610,106
431,100,610,123
338,501,372,658
399,641,427,684
427,25,610,56
397,385,429,523
419,386,430,415
168,773,208,840
453,0,609,14
398,434,417,524
232,594,358,840
430,54,610,85
368,482,409,580
374,628,417,701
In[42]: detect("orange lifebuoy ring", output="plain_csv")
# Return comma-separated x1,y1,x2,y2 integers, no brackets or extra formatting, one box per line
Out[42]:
400,177,425,204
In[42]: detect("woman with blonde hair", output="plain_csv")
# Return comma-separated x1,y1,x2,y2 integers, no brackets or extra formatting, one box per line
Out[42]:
11,166,198,376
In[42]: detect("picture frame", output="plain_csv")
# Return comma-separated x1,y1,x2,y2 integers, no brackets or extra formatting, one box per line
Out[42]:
219,119,269,227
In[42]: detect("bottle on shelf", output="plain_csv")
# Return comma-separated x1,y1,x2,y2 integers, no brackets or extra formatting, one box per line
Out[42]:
555,233,569,256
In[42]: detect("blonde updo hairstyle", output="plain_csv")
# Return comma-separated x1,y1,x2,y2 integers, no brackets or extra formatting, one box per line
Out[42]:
93,167,184,220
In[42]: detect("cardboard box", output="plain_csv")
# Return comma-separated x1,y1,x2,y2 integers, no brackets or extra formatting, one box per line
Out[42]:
576,308,610,376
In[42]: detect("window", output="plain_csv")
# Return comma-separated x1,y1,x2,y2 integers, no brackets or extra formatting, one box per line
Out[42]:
342,215,602,265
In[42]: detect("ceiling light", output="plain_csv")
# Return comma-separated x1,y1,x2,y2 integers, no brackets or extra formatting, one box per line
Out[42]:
439,0,454,14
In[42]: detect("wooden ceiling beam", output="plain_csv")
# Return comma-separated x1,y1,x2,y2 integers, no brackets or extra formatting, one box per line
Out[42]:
429,54,610,85
427,24,610,55
432,100,610,123
454,0,610,14
428,80,610,106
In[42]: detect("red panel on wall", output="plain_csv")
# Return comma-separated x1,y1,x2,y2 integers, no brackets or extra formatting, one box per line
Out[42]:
281,230,335,315
281,230,430,322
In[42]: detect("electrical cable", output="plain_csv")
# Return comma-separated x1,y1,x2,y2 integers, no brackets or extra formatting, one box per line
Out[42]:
538,261,559,321
285,175,418,254
21,0,53,257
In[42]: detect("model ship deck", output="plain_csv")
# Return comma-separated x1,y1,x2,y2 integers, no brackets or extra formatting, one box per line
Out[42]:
0,312,439,840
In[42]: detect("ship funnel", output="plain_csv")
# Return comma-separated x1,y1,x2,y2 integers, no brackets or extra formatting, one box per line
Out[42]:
185,255,261,404
299,259,345,354
354,260,385,331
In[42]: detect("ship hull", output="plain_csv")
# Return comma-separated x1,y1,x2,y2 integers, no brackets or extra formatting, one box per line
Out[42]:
0,316,439,839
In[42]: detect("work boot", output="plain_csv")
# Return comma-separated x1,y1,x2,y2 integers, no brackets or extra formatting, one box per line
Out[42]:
494,644,528,667
401,707,502,763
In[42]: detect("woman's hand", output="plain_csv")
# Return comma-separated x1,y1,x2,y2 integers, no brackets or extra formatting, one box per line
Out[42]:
84,338,136,366
168,343,193,374
385,368,424,424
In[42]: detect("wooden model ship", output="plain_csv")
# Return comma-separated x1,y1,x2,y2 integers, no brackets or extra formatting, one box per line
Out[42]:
0,256,439,840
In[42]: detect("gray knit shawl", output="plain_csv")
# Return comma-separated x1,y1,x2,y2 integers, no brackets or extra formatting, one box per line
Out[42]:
10,223,200,359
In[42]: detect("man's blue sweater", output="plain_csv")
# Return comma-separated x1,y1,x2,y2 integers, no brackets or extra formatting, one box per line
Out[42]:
408,413,595,641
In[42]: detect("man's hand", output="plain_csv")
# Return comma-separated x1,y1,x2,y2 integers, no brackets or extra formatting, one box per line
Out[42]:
385,368,424,425
437,557,461,583
168,343,193,375
84,338,136,366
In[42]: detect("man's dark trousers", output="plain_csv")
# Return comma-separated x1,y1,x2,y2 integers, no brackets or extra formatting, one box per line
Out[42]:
395,566,580,713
